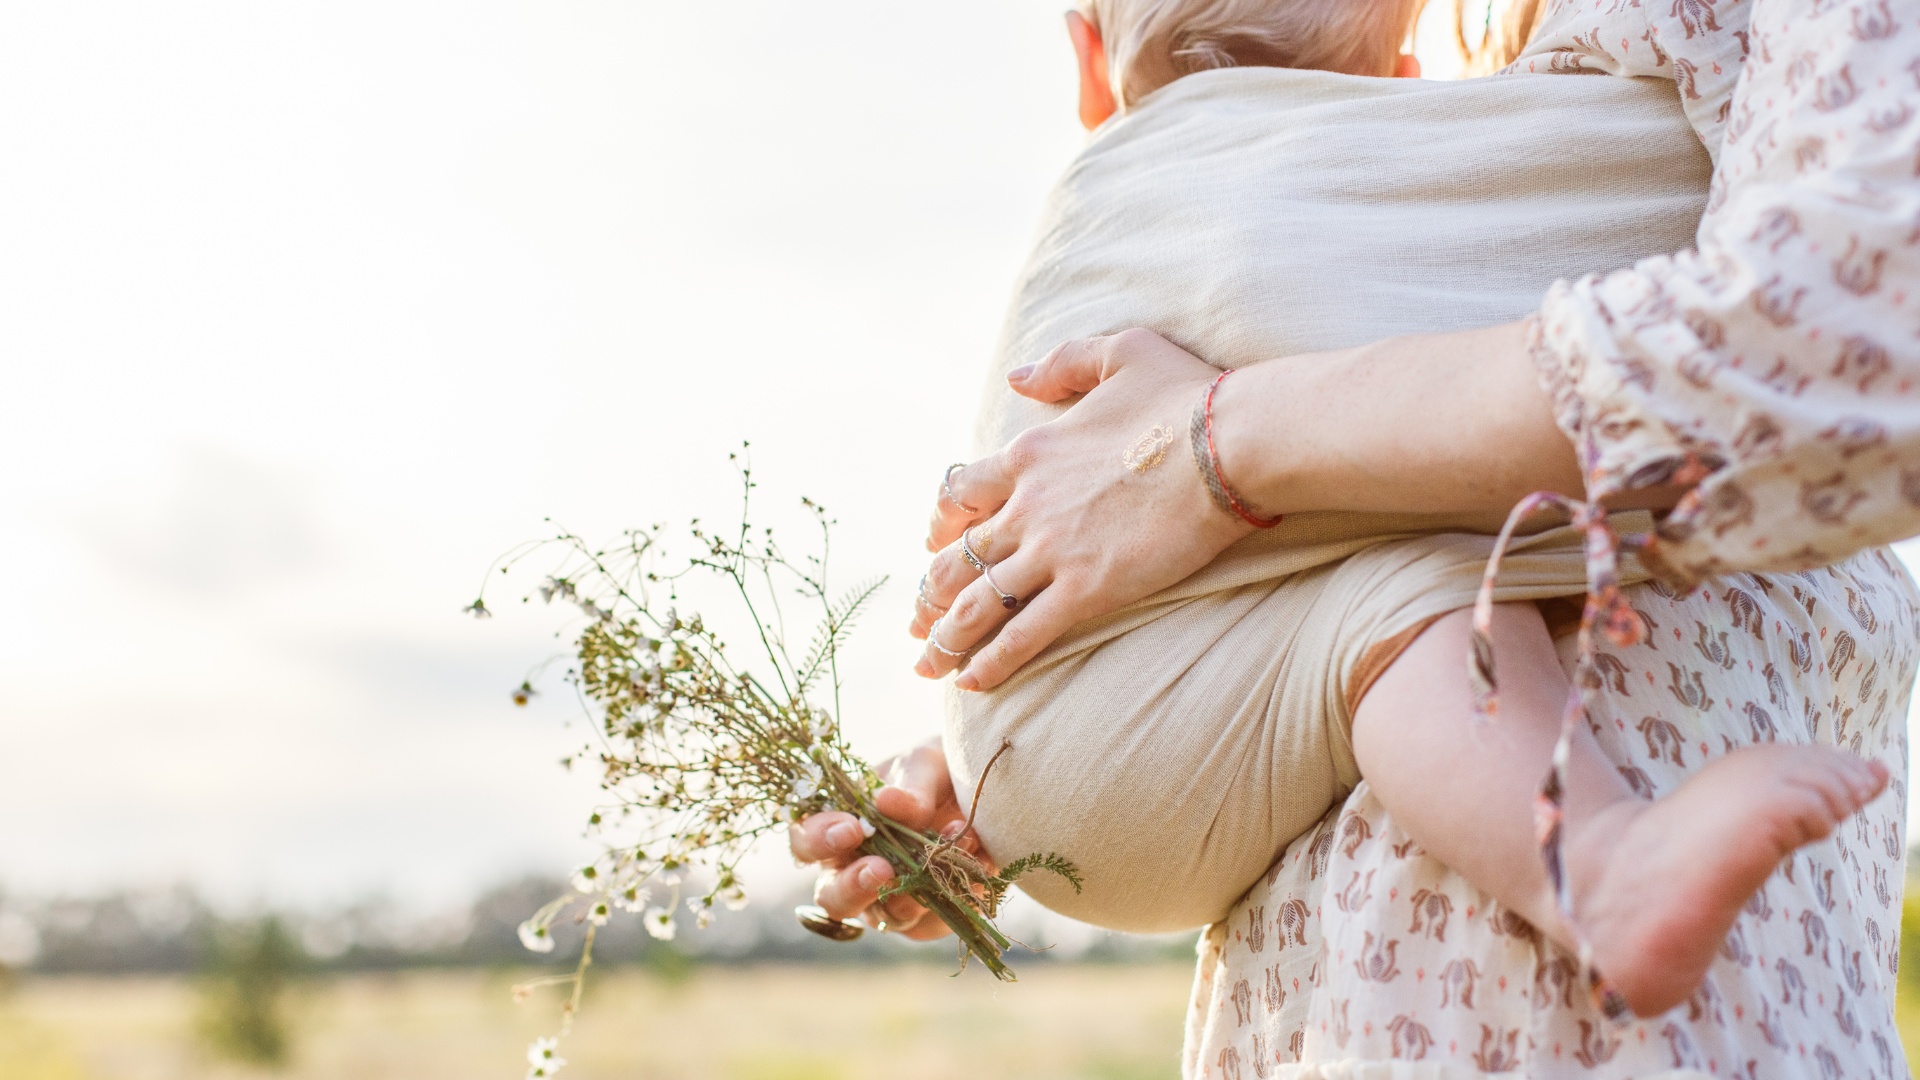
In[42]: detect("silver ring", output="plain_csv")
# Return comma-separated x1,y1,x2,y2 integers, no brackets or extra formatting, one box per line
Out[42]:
916,575,948,615
959,529,988,573
925,617,967,659
944,464,979,515
982,565,1020,611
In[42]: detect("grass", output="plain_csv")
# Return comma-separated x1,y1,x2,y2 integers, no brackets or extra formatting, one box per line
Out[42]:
0,963,1193,1080
12,953,1920,1078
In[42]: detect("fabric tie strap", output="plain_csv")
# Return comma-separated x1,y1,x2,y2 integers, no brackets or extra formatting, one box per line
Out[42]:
1469,489,1647,1022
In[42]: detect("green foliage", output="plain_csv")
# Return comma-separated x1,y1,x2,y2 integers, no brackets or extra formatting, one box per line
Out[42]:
1902,892,1920,997
996,853,1085,896
196,916,303,1068
794,575,885,699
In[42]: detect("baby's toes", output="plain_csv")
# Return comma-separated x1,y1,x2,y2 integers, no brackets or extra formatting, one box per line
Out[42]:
1802,748,1885,813
1772,782,1847,848
1847,756,1890,804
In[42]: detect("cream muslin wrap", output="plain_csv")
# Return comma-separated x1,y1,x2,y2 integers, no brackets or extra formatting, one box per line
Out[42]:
944,68,1713,933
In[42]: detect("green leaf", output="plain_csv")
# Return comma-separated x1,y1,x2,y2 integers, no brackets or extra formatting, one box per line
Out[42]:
793,576,887,696
993,852,1083,895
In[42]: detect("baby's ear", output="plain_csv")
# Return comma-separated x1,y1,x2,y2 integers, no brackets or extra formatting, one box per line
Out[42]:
1066,11,1117,130
1392,52,1422,79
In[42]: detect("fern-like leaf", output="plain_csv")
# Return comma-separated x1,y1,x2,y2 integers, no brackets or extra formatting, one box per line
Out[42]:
794,576,886,695
993,852,1084,895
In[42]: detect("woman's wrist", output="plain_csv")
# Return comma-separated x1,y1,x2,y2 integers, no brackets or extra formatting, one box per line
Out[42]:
1205,322,1588,517
1207,358,1311,518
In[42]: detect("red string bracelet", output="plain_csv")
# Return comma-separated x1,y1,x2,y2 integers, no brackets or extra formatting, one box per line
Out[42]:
1194,369,1282,529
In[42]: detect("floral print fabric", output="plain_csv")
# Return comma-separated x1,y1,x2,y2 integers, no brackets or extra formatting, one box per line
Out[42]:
1187,551,1918,1078
1187,0,1920,1072
1526,0,1920,585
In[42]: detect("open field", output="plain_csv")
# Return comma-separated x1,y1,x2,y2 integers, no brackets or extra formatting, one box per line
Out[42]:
0,964,1193,1080
11,961,1920,1079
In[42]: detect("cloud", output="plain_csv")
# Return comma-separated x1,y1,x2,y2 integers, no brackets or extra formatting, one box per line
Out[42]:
74,445,327,597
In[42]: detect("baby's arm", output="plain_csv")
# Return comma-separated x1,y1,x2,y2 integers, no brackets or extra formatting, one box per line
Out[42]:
1353,602,1884,1017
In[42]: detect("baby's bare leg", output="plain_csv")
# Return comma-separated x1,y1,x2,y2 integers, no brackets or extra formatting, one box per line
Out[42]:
1352,602,1886,1017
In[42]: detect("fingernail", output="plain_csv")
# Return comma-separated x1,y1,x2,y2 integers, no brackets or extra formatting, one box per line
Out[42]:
827,822,863,850
955,673,979,692
915,659,936,678
858,865,891,891
1006,364,1035,383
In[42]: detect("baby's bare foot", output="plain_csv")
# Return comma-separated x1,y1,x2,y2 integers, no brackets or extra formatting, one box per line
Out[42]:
1563,744,1887,1017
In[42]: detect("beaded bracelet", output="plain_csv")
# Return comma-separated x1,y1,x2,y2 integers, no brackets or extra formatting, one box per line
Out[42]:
1189,369,1283,529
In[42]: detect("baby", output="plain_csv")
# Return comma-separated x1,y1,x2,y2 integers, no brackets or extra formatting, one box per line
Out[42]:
918,0,1890,1019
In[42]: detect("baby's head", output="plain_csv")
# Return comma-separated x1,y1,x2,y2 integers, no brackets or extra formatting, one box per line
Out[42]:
1069,0,1425,127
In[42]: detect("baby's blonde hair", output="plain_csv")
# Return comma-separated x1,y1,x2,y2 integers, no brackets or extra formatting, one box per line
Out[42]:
1080,0,1427,108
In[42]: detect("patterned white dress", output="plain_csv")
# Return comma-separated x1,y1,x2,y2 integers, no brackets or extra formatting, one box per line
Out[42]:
1183,0,1920,1075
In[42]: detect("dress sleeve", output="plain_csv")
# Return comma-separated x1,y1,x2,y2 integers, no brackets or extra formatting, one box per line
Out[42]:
1528,0,1920,585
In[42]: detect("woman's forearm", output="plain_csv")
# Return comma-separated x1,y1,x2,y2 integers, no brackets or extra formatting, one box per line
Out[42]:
1211,321,1587,516
1212,320,1685,518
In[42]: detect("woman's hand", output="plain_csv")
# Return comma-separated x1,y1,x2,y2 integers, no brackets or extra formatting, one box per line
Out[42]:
787,739,988,940
909,329,1254,691
908,321,1598,692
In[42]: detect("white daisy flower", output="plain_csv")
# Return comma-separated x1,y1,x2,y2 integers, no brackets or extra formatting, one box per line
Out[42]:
614,885,650,914
588,901,611,927
810,710,833,739
517,921,556,954
718,883,748,911
643,906,677,941
571,864,601,893
526,1037,566,1077
790,760,823,801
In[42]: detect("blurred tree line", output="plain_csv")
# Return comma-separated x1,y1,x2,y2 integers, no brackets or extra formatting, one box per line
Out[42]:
0,876,1191,977
1,875,1196,1070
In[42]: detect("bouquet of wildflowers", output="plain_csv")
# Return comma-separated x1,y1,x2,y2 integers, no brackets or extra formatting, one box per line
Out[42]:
466,456,1078,1075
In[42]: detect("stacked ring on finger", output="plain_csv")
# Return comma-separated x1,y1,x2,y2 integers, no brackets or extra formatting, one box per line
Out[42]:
916,574,948,615
943,463,978,515
959,528,989,574
981,564,1021,611
925,616,967,659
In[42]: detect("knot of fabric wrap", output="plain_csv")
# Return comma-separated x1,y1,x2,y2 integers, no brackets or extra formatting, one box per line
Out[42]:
1469,489,1649,1022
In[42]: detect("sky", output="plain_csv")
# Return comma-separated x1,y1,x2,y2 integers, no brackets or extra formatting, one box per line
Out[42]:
2,2,1915,924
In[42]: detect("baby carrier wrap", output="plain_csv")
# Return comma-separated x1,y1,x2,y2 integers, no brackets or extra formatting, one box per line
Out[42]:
947,68,1711,933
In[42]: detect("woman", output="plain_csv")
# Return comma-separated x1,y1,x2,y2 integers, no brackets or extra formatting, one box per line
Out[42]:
796,0,1919,1073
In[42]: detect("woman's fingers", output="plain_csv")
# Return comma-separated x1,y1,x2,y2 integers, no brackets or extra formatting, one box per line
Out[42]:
788,740,971,944
788,810,871,868
926,458,1014,552
1006,327,1174,403
879,745,951,823
908,539,981,640
909,519,1024,640
875,748,991,865
810,856,942,936
915,557,1047,679
952,588,1085,692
